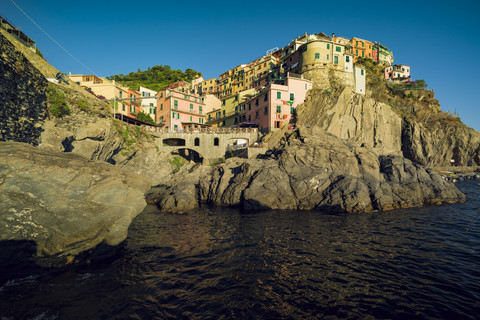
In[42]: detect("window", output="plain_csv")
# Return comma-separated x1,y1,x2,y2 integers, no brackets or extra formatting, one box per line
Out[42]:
264,93,268,101
255,98,259,106
356,50,358,55
190,116,192,121
264,107,268,115
290,93,294,101
190,103,193,110
356,41,358,46
334,56,338,64
335,46,341,52
290,107,295,114
327,44,330,49
248,115,251,121
119,91,123,98
362,51,364,57
149,103,153,107
160,104,163,111
327,54,329,60
199,106,202,114
222,100,225,106
223,110,226,116
199,118,203,124
174,100,178,109
122,103,125,111
346,56,350,63
214,137,219,146
361,69,364,75
255,111,259,118
315,53,320,59
160,92,163,98
369,45,371,49
248,103,251,110
174,125,178,130
276,106,281,113
234,96,238,101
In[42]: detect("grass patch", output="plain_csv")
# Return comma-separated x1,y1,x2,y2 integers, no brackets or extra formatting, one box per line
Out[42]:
46,85,70,117
170,156,186,173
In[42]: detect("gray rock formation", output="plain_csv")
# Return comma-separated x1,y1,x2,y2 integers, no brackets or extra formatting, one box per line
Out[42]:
0,142,151,266
402,118,480,166
153,126,465,213
296,88,403,155
0,30,47,145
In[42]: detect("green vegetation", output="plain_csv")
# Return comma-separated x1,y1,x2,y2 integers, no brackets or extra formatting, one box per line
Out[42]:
76,98,89,112
136,111,156,125
170,156,186,173
46,85,70,117
107,65,202,92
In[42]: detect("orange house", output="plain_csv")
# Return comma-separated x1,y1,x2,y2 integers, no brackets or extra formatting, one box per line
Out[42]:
351,37,375,62
126,89,142,118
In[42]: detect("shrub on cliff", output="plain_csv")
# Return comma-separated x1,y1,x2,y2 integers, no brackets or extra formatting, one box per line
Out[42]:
136,111,156,125
46,85,70,117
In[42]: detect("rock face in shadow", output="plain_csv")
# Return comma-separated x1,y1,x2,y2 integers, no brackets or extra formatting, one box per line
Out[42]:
153,126,465,213
0,30,47,145
0,142,151,266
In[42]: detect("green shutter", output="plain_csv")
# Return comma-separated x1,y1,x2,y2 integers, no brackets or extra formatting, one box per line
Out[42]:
336,46,341,52
315,53,319,59
277,91,281,99
277,106,281,113
190,103,193,109
290,93,294,101
327,44,330,49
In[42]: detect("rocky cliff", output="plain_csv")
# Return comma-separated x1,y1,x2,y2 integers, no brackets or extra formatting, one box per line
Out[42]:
297,64,480,167
153,126,464,213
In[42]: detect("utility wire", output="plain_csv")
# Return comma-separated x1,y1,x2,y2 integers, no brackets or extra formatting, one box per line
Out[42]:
9,0,97,75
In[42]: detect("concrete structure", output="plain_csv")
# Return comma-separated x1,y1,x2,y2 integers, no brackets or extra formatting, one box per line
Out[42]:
147,129,260,162
354,66,366,95
138,86,157,121
244,76,313,132
156,89,208,131
385,65,410,82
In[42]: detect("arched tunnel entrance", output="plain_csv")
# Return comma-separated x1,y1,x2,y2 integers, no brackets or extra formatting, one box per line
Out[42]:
172,148,203,163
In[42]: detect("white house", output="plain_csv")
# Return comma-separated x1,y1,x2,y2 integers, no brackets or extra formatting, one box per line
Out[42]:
138,86,157,121
354,66,366,95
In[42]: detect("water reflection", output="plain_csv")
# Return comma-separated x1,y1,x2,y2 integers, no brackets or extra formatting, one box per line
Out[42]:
1,182,479,319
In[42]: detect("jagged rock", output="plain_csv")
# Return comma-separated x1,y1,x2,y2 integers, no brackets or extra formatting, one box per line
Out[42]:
154,126,464,213
0,142,151,266
296,88,403,155
402,118,480,166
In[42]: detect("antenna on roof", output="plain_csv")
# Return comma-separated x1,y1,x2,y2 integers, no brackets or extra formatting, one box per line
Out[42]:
266,47,279,55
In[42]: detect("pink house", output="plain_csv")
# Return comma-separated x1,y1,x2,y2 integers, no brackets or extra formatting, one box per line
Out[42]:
385,64,411,81
156,89,207,131
245,76,313,132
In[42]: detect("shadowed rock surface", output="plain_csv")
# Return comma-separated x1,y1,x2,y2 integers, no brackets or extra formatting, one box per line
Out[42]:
0,142,151,266
153,126,465,213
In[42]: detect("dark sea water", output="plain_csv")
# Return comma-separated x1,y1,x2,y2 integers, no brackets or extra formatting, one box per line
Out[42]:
1,181,480,319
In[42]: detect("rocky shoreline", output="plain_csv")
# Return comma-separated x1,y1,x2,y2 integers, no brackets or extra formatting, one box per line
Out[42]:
150,126,465,214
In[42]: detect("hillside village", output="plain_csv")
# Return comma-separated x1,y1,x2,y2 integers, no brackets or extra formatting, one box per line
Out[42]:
69,32,413,133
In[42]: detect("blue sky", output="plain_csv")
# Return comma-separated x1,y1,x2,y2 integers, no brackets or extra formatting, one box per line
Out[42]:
2,0,480,132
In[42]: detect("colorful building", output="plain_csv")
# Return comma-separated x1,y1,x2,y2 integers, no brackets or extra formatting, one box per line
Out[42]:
156,89,216,131
384,65,410,82
138,86,157,121
244,76,313,132
68,73,131,118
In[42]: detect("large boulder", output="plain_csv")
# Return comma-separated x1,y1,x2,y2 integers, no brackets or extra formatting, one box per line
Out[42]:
0,142,151,266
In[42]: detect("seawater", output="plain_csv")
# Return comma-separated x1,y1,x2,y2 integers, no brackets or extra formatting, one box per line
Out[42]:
1,181,479,319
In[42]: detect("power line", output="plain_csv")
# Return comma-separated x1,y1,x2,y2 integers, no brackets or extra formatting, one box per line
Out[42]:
9,0,97,75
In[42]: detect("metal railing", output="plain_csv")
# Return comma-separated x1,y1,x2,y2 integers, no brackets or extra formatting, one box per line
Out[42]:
141,126,258,134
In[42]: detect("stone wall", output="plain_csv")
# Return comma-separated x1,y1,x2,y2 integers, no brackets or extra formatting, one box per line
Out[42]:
301,66,355,89
0,31,47,145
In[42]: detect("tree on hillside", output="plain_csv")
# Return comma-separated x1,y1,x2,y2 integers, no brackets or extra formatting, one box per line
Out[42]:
107,65,202,92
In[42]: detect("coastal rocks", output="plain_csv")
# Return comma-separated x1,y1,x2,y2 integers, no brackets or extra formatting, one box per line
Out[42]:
402,118,480,166
0,30,47,145
0,142,151,266
154,126,465,213
296,88,403,155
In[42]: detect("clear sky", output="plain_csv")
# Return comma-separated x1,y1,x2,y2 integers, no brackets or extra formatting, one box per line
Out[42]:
2,0,479,132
